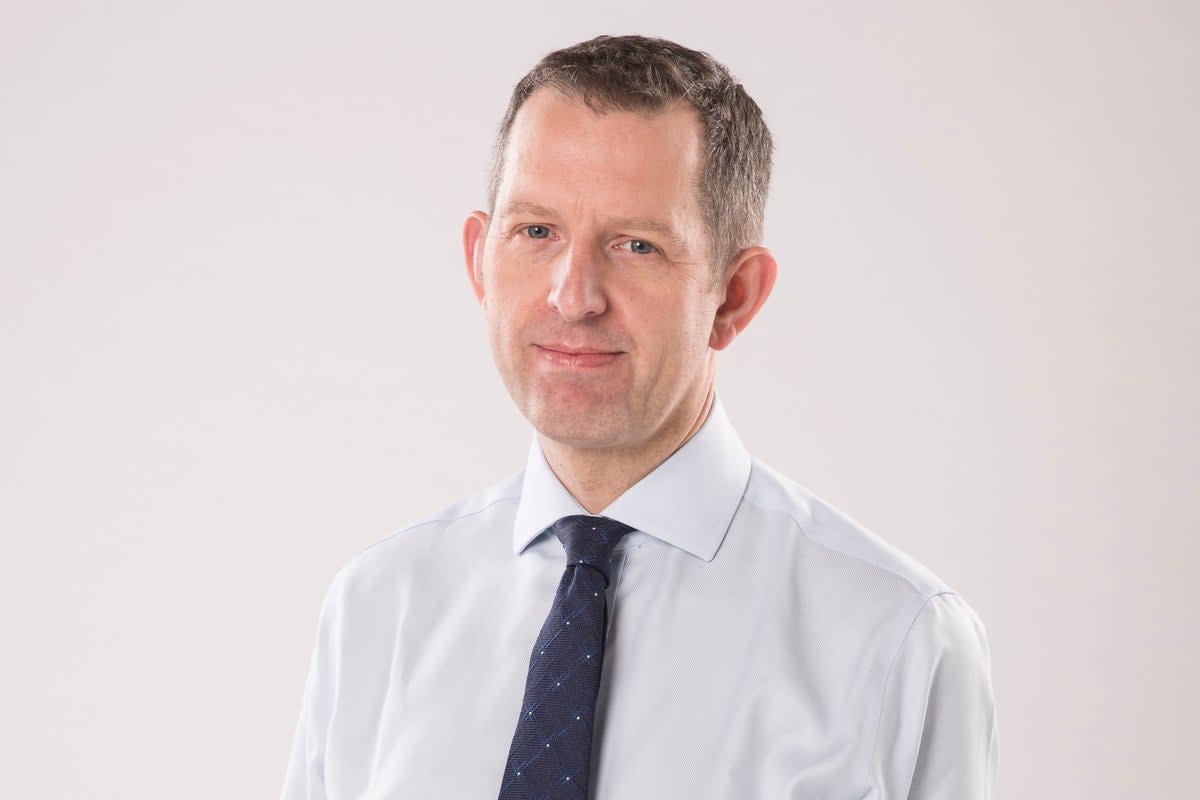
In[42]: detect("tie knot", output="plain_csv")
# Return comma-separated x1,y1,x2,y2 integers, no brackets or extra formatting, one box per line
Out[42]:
550,515,635,585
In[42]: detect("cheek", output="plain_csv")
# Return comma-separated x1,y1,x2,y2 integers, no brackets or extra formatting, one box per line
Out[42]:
630,309,687,378
484,285,539,356
658,300,716,369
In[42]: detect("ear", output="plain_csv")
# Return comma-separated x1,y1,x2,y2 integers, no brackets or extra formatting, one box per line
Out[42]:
462,210,490,307
709,246,778,351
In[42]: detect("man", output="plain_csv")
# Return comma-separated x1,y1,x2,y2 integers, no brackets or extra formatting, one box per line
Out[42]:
282,34,998,799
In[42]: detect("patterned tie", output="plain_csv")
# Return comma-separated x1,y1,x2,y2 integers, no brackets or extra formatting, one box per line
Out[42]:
497,514,636,798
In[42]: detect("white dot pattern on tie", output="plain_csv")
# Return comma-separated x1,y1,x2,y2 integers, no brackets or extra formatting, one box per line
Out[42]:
496,514,635,798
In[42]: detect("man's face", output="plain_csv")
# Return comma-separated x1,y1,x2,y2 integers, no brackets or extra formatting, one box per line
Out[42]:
465,87,725,452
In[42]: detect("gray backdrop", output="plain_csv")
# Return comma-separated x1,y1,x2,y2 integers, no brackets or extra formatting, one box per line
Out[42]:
2,1,1196,797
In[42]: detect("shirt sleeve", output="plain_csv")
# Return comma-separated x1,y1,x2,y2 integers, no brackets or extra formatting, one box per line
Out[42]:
868,591,1000,799
280,571,345,800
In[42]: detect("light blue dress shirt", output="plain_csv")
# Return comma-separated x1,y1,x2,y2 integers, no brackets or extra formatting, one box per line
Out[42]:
282,394,999,798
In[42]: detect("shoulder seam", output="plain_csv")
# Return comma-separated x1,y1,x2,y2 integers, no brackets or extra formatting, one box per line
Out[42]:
861,590,961,798
739,491,942,598
336,492,521,577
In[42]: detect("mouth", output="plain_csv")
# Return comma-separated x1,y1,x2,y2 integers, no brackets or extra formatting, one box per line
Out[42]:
534,344,623,369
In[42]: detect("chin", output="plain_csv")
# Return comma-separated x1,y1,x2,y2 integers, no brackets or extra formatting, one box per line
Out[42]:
524,396,630,449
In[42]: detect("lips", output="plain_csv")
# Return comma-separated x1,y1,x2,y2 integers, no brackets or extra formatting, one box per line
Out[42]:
535,343,623,368
538,343,621,355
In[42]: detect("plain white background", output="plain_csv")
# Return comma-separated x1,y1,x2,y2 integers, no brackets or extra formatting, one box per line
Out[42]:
2,1,1196,797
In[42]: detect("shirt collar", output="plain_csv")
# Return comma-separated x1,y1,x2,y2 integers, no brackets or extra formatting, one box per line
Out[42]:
511,392,752,562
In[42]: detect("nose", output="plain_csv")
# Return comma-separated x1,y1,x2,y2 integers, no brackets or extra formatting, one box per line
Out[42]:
547,242,608,322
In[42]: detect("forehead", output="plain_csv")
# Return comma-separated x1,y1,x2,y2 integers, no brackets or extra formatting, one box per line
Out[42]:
498,87,706,224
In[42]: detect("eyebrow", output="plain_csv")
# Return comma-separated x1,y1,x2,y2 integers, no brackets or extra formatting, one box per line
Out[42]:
498,201,690,253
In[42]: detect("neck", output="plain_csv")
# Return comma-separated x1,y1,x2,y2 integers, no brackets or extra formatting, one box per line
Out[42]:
538,385,716,515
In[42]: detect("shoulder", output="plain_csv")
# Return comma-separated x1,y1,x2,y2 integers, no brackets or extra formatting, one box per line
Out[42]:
325,468,525,594
741,457,956,600
740,459,994,723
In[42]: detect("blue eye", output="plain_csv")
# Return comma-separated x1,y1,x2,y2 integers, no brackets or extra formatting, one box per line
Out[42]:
523,225,551,239
628,239,655,255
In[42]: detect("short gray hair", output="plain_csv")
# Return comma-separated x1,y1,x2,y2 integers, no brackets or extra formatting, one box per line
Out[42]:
487,34,774,282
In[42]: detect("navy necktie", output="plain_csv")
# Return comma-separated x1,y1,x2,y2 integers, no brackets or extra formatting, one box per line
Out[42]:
497,514,635,798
